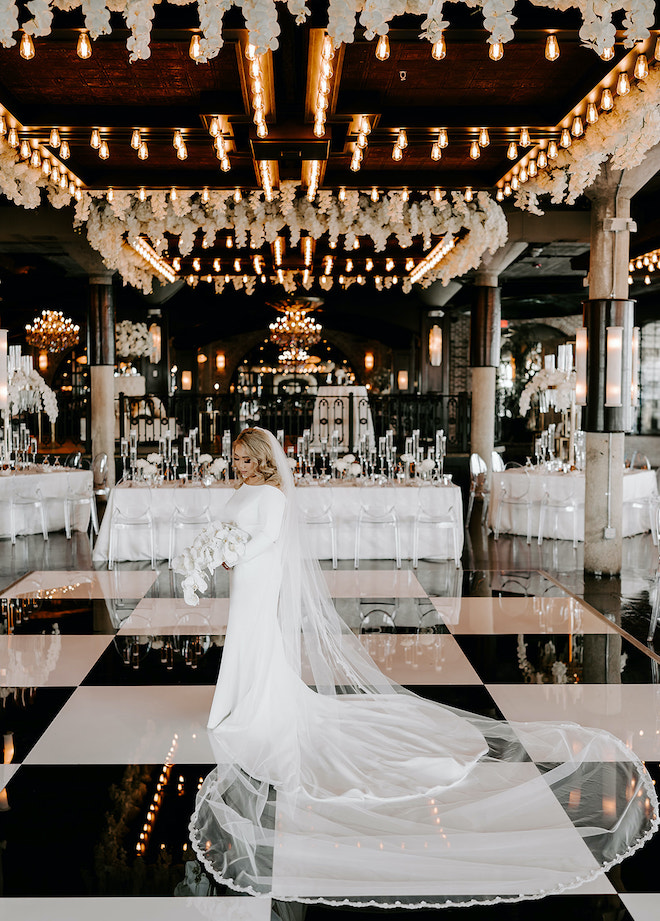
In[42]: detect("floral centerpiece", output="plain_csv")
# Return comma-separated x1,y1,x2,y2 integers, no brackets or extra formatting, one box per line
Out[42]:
519,368,576,416
115,320,153,359
174,523,250,606
8,365,58,422
332,453,362,477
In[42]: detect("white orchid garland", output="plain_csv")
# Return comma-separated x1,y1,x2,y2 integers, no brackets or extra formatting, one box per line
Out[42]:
115,319,153,358
1,0,652,60
73,184,507,294
516,63,660,215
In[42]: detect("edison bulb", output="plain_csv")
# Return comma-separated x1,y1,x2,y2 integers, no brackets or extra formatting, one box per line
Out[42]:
432,36,446,60
601,87,614,110
544,34,559,61
375,35,390,61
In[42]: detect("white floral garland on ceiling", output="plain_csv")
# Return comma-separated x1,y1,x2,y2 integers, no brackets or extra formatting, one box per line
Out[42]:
73,183,508,294
516,63,660,215
0,0,653,61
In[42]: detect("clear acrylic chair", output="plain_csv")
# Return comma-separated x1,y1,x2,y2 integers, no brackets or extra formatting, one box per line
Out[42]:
299,490,338,569
168,488,212,569
64,472,99,540
412,487,461,568
65,451,82,468
108,489,156,570
537,481,583,549
92,452,110,500
354,496,401,569
466,453,489,525
10,483,49,544
491,451,505,473
493,469,534,545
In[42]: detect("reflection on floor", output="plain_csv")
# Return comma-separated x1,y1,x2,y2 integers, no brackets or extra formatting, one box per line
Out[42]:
1,522,660,920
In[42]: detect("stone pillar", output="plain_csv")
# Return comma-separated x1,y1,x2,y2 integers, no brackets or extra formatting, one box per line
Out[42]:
470,279,500,481
88,275,116,486
584,166,636,575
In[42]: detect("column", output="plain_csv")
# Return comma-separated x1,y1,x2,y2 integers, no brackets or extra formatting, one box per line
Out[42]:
583,165,635,575
470,276,500,481
89,274,116,486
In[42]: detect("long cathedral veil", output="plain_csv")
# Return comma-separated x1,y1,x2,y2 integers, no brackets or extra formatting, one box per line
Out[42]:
189,428,659,908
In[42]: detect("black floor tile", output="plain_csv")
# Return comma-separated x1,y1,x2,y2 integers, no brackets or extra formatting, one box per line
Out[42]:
0,687,76,762
81,634,223,685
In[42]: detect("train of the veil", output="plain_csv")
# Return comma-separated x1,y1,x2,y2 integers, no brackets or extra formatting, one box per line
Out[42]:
187,429,659,908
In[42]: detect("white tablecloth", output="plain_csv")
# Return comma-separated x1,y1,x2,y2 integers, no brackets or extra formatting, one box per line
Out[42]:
0,468,93,538
93,480,464,563
488,467,657,540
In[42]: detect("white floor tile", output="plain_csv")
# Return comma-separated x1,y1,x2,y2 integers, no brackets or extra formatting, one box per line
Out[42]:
0,897,271,921
323,570,427,597
358,633,482,685
117,597,230,635
487,683,660,761
25,685,216,765
3,570,158,600
620,893,660,921
0,634,111,686
436,596,620,635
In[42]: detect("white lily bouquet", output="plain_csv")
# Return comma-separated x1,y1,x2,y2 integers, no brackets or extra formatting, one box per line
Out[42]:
174,522,250,606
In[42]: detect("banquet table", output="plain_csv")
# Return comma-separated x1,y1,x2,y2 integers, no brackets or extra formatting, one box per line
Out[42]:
93,479,464,563
0,467,93,538
488,467,658,541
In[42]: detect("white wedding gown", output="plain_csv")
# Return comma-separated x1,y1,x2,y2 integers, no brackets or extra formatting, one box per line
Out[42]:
189,479,659,908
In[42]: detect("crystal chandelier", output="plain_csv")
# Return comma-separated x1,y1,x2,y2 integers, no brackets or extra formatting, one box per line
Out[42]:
25,310,80,353
269,299,322,365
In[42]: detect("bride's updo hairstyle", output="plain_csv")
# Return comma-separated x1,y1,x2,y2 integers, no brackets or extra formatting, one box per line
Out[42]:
234,428,282,488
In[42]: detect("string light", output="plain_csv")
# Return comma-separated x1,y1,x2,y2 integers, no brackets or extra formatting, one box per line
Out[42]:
371,186,379,202
0,116,5,135
7,127,18,148
438,128,448,148
392,144,402,160
192,257,201,271
489,41,504,62
545,34,560,61
77,31,92,59
469,140,480,159
519,165,528,181
259,160,274,200
478,127,490,147
527,160,537,177
375,35,390,61
432,35,446,60
99,140,109,159
30,148,40,168
571,115,584,137
545,142,556,161
131,237,178,283
366,257,373,271
519,127,531,147
464,187,473,202
19,139,30,159
189,34,202,61
131,129,141,150
170,186,177,201
409,236,456,284
634,54,648,80
507,141,518,159
510,175,519,191
106,186,113,202
220,156,231,172
234,187,242,202
586,102,599,125
49,128,60,148
496,187,504,201
504,182,512,196
90,128,100,149
307,159,321,201
138,141,148,159
338,186,346,202
314,35,334,138
560,128,572,148
601,46,615,61
601,87,614,110
617,72,631,95
401,188,409,201
51,165,59,184
249,52,268,138
202,187,209,203
346,258,354,272
397,129,408,149
177,143,188,160
431,141,441,160
19,32,35,60
138,187,146,201
41,158,51,176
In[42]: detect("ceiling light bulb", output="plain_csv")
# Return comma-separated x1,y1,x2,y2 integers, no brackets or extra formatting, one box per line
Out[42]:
245,43,256,61
571,115,583,137
357,131,367,149
173,130,183,149
138,141,148,159
366,258,373,271
545,34,560,61
371,187,378,201
51,166,59,183
438,127,448,148
170,186,177,201
234,187,242,202
397,129,408,149
177,144,188,160
510,175,519,191
0,116,5,135
507,141,518,159
41,158,51,176
431,141,441,160
7,127,18,148
350,156,361,172
489,41,504,62
338,187,346,202
586,102,598,124
401,188,409,201
68,181,76,195
601,87,614,110
77,31,92,59
30,149,40,168
90,128,100,149
49,128,60,148
634,53,648,80
504,182,511,196
131,128,141,149
202,187,209,203
601,46,615,61
208,117,220,138
527,160,536,177
189,34,202,60
221,157,230,172
546,141,557,159
138,187,146,201
314,119,325,138
59,173,67,189
19,139,30,159
560,128,571,147
256,122,268,138
465,187,473,202
60,140,70,159
478,127,490,147
392,144,402,161
193,258,200,271
432,35,446,60
617,72,630,95
375,35,390,61
519,166,528,181
655,37,660,61
99,140,109,159
469,140,480,159
20,31,35,60
107,187,113,202
360,116,371,135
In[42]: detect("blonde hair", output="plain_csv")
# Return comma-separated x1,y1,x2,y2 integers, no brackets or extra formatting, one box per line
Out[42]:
234,428,282,488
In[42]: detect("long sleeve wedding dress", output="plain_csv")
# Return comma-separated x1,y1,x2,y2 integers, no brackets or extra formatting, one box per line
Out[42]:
188,431,658,909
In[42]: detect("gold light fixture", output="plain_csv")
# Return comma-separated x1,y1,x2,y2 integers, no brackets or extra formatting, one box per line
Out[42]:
586,102,599,125
138,141,149,159
26,310,80,353
7,127,18,148
571,115,584,137
431,141,441,160
59,140,70,159
465,187,473,202
560,128,572,148
189,34,202,60
634,54,648,80
269,299,322,365
428,324,443,367
601,87,614,110
478,127,490,147
90,128,100,149
19,139,30,159
507,141,518,159
99,139,109,159
519,127,531,147
49,128,60,148
545,142,556,161
77,31,92,59
131,128,142,150
601,46,615,61
469,140,480,159
545,34,560,61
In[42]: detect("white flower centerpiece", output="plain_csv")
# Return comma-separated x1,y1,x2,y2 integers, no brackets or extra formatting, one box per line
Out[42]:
8,366,58,422
519,368,576,417
174,523,251,606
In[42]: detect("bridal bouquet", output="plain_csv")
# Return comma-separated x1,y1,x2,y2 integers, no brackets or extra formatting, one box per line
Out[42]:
174,522,250,606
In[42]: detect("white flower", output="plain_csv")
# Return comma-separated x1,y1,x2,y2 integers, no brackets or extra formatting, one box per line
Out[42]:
400,453,415,463
210,457,229,476
146,452,162,464
519,368,576,416
115,320,153,358
198,453,212,465
8,366,58,422
174,521,250,605
332,458,348,472
287,457,298,469
420,458,436,473
136,459,157,476
348,462,362,477
342,453,355,464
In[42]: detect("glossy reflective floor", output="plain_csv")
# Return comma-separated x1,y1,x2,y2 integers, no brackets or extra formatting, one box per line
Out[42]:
1,509,659,921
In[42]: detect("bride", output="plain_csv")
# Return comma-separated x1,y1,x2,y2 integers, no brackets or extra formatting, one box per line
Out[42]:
183,427,658,908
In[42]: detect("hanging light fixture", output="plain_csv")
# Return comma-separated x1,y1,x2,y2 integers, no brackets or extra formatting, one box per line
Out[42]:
49,128,61,148
431,141,441,160
546,141,557,160
59,140,70,159
375,35,390,61
478,127,490,147
571,115,584,137
432,36,446,60
19,31,35,60
138,141,149,159
77,31,92,59
560,128,572,147
601,46,615,61
189,34,202,60
545,34,560,61
519,127,531,147
489,41,504,61
465,187,473,202
25,310,80,353
469,140,480,159
428,324,443,367
506,141,518,159
617,72,631,95
586,102,599,125
131,128,142,150
601,87,614,110
634,54,648,80
269,299,323,366
99,139,109,159
90,128,101,149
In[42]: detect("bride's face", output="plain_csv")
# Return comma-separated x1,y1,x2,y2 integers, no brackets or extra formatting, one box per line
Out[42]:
233,443,261,482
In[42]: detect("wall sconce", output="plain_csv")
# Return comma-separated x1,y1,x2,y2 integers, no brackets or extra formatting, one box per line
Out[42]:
575,327,587,405
397,370,409,390
149,323,161,364
575,323,640,409
216,351,226,371
364,351,374,371
428,324,442,367
0,330,7,414
605,326,623,407
181,370,192,390
38,350,48,372
196,351,208,364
